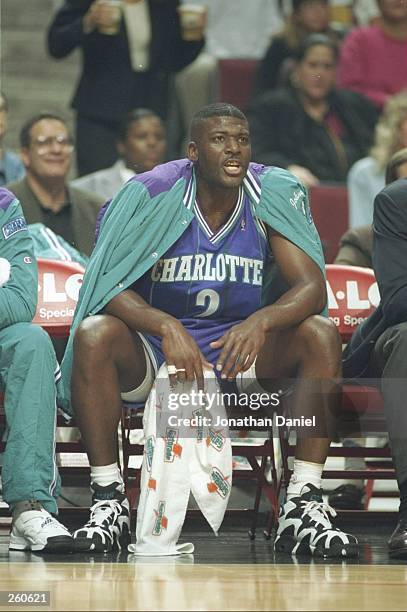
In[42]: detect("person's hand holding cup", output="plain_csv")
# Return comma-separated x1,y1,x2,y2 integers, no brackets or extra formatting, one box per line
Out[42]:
83,0,122,36
177,4,207,41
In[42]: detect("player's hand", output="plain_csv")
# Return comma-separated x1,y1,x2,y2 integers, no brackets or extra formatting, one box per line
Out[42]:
210,314,267,380
161,320,212,391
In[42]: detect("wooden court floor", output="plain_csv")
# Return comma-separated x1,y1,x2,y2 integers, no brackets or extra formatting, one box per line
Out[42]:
1,561,407,611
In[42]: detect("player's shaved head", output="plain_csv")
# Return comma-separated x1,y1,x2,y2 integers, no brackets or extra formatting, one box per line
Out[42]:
190,103,247,142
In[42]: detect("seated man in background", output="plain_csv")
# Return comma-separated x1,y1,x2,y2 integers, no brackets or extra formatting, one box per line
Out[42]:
329,147,407,511
0,187,73,553
7,112,104,258
343,157,407,558
250,34,378,188
0,92,25,187
72,109,166,200
60,103,358,558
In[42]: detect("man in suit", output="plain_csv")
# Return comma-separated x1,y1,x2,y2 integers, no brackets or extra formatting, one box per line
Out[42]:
7,112,104,257
72,109,166,200
47,0,204,175
343,167,407,557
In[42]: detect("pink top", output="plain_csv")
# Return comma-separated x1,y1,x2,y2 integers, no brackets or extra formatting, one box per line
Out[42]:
338,24,407,110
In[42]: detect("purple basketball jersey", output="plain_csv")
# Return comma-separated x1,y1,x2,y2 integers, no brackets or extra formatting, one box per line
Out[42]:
133,188,272,367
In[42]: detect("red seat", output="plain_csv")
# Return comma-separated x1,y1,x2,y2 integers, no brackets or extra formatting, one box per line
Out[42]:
309,185,349,264
217,59,258,113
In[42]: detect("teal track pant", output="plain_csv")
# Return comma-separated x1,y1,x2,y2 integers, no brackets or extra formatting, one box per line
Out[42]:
0,323,60,514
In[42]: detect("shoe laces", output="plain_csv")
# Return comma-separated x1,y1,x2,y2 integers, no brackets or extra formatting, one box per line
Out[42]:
300,499,337,529
17,511,70,537
87,500,122,528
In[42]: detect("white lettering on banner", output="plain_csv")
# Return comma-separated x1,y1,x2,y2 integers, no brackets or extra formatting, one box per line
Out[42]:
65,273,83,301
38,307,75,320
326,280,379,310
39,272,84,303
42,273,66,303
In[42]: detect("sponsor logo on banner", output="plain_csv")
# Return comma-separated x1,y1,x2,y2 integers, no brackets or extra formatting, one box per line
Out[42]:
207,467,230,499
152,501,168,536
145,435,155,472
2,217,27,240
164,427,182,462
206,428,225,452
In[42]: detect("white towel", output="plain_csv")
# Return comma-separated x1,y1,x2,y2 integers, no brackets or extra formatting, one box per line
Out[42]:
128,365,232,556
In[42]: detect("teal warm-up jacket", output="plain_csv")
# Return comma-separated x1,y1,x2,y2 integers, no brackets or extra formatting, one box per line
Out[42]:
0,189,37,327
59,159,326,415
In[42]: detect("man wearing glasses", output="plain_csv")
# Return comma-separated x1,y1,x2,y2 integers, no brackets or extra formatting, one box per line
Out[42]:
7,113,104,257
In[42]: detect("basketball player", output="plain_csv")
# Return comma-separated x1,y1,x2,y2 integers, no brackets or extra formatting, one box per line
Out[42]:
0,187,73,553
64,103,358,558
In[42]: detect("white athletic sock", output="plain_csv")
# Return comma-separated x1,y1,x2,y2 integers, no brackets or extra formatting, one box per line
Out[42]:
90,463,124,491
287,459,324,500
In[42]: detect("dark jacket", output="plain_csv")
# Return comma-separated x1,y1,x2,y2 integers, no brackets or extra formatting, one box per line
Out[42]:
47,0,204,122
343,178,407,377
6,178,103,257
334,224,373,268
249,85,378,183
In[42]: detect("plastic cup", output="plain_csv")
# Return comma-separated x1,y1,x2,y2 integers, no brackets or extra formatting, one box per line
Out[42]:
97,0,122,36
177,4,207,41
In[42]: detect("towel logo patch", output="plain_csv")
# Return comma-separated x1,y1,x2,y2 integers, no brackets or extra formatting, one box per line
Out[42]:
207,467,230,499
145,435,155,472
152,501,168,535
2,217,27,240
206,428,225,452
164,427,182,462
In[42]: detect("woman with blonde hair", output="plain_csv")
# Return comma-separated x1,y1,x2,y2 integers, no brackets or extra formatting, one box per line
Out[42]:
348,91,407,227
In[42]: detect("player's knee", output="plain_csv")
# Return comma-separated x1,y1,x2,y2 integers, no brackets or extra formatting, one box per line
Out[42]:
298,315,342,361
17,323,53,354
73,315,123,359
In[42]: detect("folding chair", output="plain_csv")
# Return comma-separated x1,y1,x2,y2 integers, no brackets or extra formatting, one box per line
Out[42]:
278,264,394,512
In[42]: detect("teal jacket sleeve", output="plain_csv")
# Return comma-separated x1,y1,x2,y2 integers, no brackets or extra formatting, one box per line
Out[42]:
0,190,38,329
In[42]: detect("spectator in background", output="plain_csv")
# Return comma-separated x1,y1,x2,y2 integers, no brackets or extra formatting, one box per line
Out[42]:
169,0,283,157
338,0,407,111
0,92,25,187
337,147,407,269
7,112,103,258
47,0,204,176
250,34,378,187
253,0,342,99
72,108,166,200
348,91,407,228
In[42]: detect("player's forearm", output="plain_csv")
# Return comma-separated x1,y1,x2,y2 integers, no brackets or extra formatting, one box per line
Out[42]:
103,289,181,338
251,280,326,333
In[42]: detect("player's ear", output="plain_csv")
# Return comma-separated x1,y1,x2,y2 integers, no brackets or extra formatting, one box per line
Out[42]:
187,141,198,162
